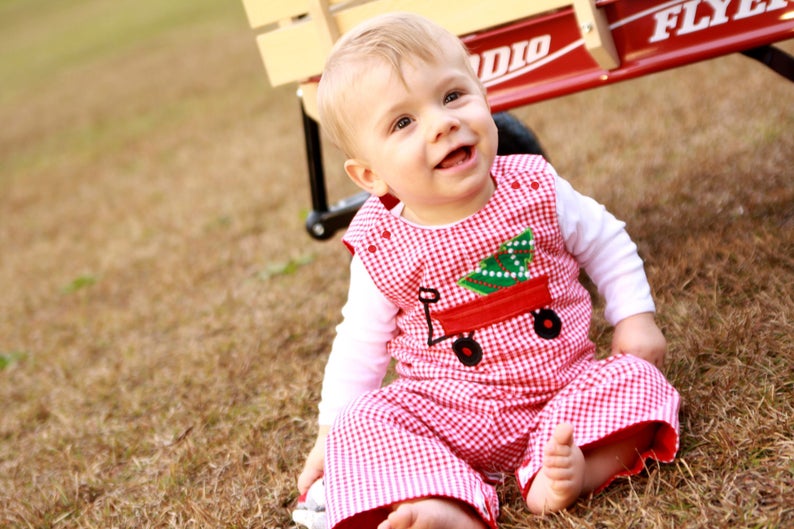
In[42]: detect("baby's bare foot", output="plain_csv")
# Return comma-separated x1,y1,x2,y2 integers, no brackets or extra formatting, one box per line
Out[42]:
376,497,487,529
526,423,586,514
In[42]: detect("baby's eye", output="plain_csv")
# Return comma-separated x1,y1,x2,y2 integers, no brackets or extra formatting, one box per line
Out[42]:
393,117,412,131
444,91,462,104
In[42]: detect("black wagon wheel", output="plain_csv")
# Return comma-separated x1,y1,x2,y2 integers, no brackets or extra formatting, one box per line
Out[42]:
533,308,562,340
452,335,483,366
494,112,548,159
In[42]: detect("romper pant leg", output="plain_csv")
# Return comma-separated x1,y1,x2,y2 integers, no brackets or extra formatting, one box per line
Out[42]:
517,353,680,494
325,381,500,529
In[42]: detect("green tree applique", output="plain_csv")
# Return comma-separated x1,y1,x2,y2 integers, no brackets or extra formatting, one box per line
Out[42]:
457,228,535,296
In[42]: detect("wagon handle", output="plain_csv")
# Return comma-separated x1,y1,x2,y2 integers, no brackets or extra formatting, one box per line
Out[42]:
418,288,449,347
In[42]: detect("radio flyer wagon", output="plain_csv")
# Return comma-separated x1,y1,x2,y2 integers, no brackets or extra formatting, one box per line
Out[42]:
241,0,794,240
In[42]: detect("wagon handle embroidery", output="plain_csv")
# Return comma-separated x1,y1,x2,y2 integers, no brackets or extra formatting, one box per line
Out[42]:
419,287,483,366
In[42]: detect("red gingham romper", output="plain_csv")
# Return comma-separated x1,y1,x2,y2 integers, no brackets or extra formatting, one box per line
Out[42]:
326,155,680,528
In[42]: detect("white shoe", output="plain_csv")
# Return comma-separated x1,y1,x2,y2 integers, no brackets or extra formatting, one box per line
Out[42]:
292,479,327,529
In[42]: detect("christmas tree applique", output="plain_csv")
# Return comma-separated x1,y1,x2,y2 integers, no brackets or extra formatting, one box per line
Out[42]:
458,228,535,296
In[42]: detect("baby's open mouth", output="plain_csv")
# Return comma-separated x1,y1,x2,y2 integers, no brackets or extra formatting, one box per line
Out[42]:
436,146,472,169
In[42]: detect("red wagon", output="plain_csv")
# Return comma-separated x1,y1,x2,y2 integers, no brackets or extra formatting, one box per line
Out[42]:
241,0,794,239
419,275,561,366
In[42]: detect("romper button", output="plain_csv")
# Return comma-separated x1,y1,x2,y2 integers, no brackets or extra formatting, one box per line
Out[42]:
368,245,377,253
381,230,391,239
511,181,520,189
531,181,540,190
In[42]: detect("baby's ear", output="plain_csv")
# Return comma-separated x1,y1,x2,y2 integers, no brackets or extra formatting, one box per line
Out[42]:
344,159,389,197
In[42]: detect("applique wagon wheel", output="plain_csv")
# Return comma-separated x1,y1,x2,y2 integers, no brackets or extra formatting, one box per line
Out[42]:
533,308,561,339
452,336,483,366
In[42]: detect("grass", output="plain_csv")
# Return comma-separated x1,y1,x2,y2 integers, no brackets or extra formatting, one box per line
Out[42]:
1,1,792,527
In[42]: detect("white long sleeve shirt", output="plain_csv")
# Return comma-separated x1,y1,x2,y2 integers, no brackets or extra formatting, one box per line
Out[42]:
318,175,654,425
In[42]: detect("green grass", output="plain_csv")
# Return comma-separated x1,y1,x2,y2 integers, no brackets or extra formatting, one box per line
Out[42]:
0,0,265,182
0,0,237,102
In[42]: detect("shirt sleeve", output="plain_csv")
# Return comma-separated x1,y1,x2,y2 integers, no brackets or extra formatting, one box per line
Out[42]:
317,254,398,426
554,174,656,326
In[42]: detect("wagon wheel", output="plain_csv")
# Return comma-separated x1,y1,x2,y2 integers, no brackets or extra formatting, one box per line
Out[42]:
533,308,561,339
494,112,548,159
452,335,483,366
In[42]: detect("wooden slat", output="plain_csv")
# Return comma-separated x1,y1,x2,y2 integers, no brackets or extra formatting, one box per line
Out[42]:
253,0,570,86
299,82,320,121
572,0,619,70
240,2,303,29
240,0,351,29
307,0,340,52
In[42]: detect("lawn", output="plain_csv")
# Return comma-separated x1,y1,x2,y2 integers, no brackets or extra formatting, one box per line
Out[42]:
0,1,792,527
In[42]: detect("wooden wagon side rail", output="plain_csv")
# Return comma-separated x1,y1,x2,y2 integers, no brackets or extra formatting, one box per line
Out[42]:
240,0,620,119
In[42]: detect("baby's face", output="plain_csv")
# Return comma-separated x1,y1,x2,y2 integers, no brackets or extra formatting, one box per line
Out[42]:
344,41,498,225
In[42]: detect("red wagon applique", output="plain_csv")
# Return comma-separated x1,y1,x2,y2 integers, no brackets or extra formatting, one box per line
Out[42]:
419,228,561,366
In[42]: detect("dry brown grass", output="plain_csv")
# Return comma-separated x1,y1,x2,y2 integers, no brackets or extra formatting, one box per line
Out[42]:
1,2,792,527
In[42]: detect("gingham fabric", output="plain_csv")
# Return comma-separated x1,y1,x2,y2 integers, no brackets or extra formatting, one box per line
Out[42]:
327,155,680,528
343,155,595,390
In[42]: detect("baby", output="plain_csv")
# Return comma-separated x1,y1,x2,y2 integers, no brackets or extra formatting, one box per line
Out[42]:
297,12,680,529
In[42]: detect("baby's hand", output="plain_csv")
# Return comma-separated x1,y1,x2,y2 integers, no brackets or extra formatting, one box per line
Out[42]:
611,312,667,368
298,426,330,494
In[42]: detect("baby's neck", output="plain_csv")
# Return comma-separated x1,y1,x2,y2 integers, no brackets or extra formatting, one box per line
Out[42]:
397,177,496,227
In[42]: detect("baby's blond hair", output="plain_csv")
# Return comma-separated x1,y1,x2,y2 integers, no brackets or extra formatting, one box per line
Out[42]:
317,12,482,157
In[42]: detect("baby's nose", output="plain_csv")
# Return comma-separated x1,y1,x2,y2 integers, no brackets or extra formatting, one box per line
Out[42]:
426,111,460,142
